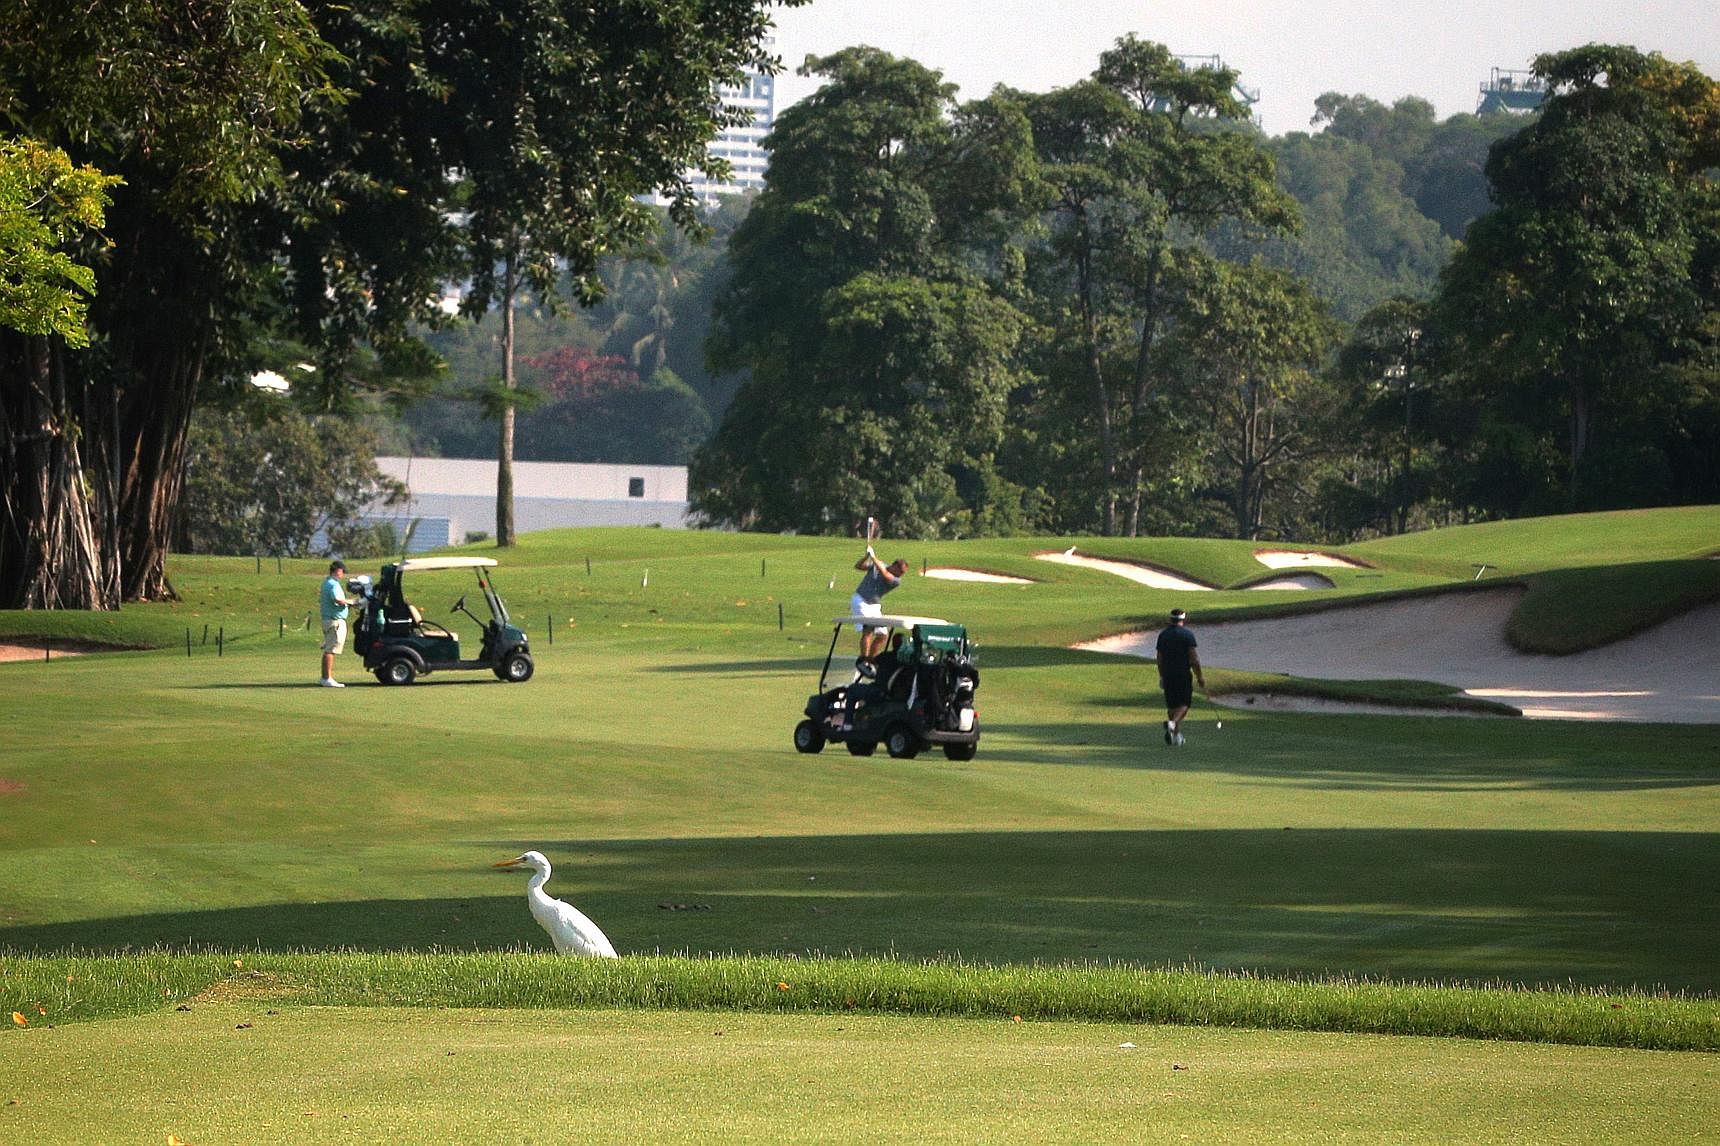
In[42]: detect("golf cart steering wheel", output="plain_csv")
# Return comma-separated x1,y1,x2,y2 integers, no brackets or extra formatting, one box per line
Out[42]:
451,594,466,614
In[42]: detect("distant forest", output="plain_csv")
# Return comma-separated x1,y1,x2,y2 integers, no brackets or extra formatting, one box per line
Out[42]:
389,82,1514,472
11,7,1713,610
391,41,1716,543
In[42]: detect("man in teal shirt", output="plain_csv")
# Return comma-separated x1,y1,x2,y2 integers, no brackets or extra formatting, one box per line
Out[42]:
320,559,356,687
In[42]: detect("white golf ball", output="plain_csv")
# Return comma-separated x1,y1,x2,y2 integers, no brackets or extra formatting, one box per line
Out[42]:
1216,721,1223,730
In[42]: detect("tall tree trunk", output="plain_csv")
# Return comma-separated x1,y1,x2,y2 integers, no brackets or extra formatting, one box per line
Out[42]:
495,249,519,548
0,334,113,609
1234,379,1262,540
1123,254,1165,539
1074,226,1117,536
115,348,200,601
99,205,215,603
1568,376,1591,498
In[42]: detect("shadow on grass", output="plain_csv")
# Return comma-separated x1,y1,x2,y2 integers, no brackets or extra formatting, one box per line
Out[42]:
648,659,821,676
177,677,509,690
4,829,1714,994
980,717,1720,793
644,647,1117,676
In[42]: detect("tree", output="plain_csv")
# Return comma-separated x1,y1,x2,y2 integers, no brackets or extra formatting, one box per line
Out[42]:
1332,296,1440,534
587,197,753,417
515,351,712,465
0,137,118,346
0,0,337,608
1402,109,1529,240
1211,128,1452,322
177,403,404,558
0,137,120,608
1434,45,1720,512
1021,38,1297,535
1,0,798,607
420,0,798,546
1163,260,1340,539
696,48,1036,535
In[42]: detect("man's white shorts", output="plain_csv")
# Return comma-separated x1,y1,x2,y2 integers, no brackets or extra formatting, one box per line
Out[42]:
849,594,882,633
321,617,348,655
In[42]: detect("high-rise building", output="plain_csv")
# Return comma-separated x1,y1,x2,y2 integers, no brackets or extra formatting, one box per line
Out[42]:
1477,68,1547,115
686,67,775,206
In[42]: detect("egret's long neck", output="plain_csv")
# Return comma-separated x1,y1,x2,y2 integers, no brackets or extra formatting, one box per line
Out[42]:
526,866,550,895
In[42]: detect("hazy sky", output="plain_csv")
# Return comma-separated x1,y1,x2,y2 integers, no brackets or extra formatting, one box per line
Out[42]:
767,1,1720,137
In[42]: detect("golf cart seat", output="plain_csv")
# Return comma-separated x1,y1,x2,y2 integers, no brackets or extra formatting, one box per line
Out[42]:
383,600,452,641
881,655,915,701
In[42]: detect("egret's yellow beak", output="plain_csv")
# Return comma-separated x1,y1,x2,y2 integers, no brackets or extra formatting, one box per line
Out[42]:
493,857,524,868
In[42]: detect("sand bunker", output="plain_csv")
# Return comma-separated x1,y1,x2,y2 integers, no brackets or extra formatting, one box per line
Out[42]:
1254,549,1371,569
0,642,97,663
923,568,1036,584
1214,694,1501,718
1035,551,1212,591
1079,587,1720,723
1245,573,1335,591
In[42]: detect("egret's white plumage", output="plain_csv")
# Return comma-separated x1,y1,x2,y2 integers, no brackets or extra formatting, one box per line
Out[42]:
493,850,618,957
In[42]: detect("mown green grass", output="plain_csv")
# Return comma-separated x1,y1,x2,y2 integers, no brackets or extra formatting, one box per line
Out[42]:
5,505,1718,653
1,510,1716,1137
1348,505,1720,575
5,952,1713,1050
6,1003,1713,1144
3,612,1715,992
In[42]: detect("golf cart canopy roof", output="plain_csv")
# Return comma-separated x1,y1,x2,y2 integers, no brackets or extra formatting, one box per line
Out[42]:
832,614,953,629
395,557,498,572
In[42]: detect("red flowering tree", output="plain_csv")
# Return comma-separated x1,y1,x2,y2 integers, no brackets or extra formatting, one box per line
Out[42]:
527,347,640,401
518,346,710,463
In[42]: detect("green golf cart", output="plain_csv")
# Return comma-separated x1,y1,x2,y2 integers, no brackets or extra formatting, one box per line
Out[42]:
794,614,981,761
351,556,533,685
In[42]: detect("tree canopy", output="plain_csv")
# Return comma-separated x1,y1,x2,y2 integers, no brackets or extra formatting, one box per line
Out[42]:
0,0,799,606
695,48,1034,534
1432,45,1720,513
0,137,118,347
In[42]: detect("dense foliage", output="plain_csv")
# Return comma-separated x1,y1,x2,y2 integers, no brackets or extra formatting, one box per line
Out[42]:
390,199,748,465
1430,45,1720,516
0,137,118,347
695,48,1037,535
0,0,797,607
177,404,404,559
4,7,1712,571
685,42,1717,540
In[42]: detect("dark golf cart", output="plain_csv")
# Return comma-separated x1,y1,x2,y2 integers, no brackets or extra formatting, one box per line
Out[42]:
794,614,980,761
351,556,533,685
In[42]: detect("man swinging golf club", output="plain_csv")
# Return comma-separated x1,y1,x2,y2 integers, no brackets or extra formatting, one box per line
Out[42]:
1155,608,1206,746
850,545,909,660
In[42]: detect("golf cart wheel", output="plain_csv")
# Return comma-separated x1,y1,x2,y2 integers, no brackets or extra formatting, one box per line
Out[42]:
496,651,534,683
381,656,417,686
942,741,978,762
884,725,920,759
846,740,877,756
793,719,825,754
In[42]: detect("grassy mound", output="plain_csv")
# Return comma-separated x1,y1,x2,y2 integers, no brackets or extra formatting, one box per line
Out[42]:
5,951,1714,1051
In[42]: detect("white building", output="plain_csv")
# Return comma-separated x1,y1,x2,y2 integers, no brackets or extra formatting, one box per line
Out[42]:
687,68,775,205
360,457,689,551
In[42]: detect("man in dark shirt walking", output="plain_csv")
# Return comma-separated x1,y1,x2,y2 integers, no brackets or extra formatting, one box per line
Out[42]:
1155,608,1206,746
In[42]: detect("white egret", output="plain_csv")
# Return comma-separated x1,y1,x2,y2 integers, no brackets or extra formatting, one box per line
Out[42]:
493,850,619,957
